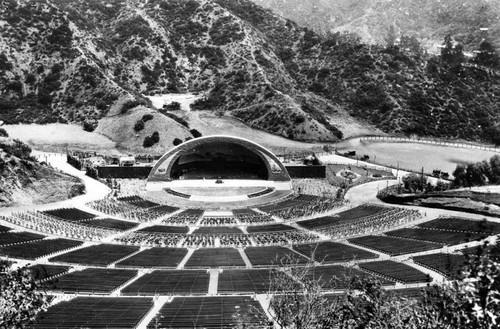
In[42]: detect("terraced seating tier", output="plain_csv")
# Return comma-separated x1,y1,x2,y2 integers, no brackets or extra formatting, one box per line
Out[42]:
149,296,268,329
115,247,188,268
121,270,210,295
245,246,310,266
192,226,244,234
247,224,296,233
0,231,45,246
418,217,500,234
298,204,389,229
0,238,82,260
117,195,159,208
348,236,443,256
84,218,139,231
305,265,394,289
43,208,96,222
386,228,486,245
31,297,153,329
359,260,431,284
185,248,246,268
49,244,140,266
218,269,272,294
292,242,379,263
413,253,467,279
43,268,137,293
138,225,189,234
163,208,204,225
27,264,70,281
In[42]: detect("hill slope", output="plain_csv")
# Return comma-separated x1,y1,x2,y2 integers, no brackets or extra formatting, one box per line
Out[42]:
0,0,499,145
0,136,85,207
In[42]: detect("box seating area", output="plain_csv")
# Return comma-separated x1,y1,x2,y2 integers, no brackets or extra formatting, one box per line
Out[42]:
43,208,96,222
149,296,268,329
292,242,379,263
0,238,82,260
200,216,237,225
115,247,188,268
117,195,159,208
385,228,486,245
0,231,45,246
115,231,185,247
259,194,345,220
245,246,310,266
31,297,153,329
298,205,421,239
164,188,190,198
122,270,210,296
43,268,137,294
418,216,500,234
28,264,71,282
248,187,274,198
232,209,274,224
49,244,140,266
162,208,204,225
359,260,431,284
413,253,467,279
138,225,189,234
218,269,272,294
348,235,443,256
83,218,139,231
185,248,246,268
86,198,179,222
5,211,117,241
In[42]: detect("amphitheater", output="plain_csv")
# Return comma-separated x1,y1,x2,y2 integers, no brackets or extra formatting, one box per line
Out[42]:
1,135,499,328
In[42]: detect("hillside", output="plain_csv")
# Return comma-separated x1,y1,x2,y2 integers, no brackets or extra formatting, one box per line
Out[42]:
253,0,500,52
0,134,85,207
0,0,499,145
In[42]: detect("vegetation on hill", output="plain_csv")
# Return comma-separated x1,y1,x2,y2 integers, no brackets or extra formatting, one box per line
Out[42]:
0,0,499,144
0,137,85,207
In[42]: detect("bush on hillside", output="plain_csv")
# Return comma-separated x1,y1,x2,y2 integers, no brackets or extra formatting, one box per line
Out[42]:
143,131,160,148
190,129,202,138
173,138,183,146
83,121,95,132
0,128,8,137
162,101,181,111
133,120,144,132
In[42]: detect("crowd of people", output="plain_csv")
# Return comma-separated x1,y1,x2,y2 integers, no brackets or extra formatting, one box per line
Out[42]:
162,209,204,225
3,212,116,241
86,198,178,222
317,208,422,239
232,210,274,224
115,231,183,247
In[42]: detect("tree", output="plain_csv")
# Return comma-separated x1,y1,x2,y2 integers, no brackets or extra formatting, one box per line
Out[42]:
402,172,427,192
474,40,500,69
441,34,464,67
0,261,48,327
385,25,397,48
453,164,467,187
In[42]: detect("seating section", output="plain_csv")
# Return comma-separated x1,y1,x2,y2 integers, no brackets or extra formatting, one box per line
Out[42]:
43,208,96,222
232,209,274,224
122,270,209,295
385,228,486,245
418,217,500,234
298,205,421,239
116,247,188,268
248,187,274,198
149,297,268,329
185,248,246,268
117,195,159,208
0,231,45,246
247,224,296,233
31,297,153,328
87,198,179,222
348,236,443,256
218,269,272,294
49,244,140,266
0,238,82,260
359,261,431,284
292,242,379,263
83,218,139,231
200,216,237,225
413,253,467,279
27,264,71,281
164,188,190,199
163,209,204,225
245,246,310,266
43,268,137,294
115,231,185,247
259,194,345,220
138,225,189,234
304,265,394,289
193,227,244,234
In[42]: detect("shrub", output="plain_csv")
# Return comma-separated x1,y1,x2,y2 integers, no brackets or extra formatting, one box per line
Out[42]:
151,131,160,143
162,101,181,111
190,129,202,138
173,138,183,146
83,121,95,132
142,114,153,122
143,136,154,147
133,120,144,132
120,99,146,114
0,128,8,137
